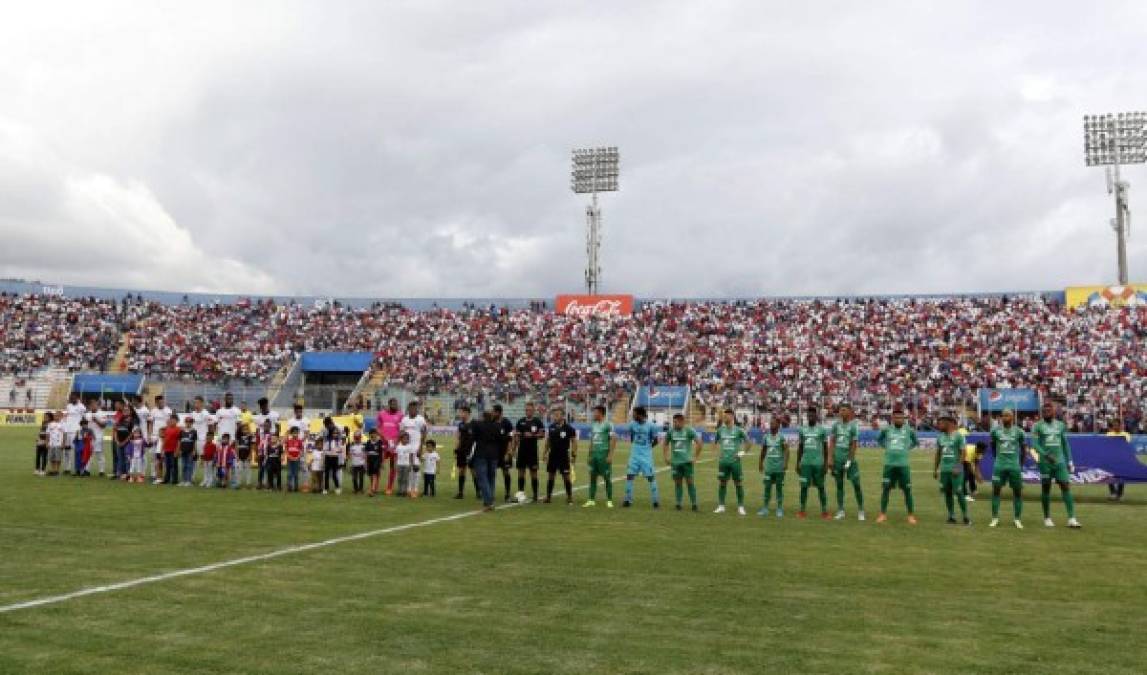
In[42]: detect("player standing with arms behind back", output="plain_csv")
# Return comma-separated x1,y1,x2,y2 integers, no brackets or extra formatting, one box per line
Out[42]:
514,402,545,503
543,406,577,504
989,408,1027,529
712,408,748,516
582,405,615,509
796,406,830,520
663,413,700,511
1032,402,1081,529
829,402,865,521
933,413,970,525
877,406,918,525
758,415,789,518
623,406,661,509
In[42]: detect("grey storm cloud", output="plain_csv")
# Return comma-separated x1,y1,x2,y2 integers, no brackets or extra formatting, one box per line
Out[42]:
0,1,1145,298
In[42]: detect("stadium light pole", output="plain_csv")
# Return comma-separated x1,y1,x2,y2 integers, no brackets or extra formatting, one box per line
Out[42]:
1084,112,1147,285
571,146,620,295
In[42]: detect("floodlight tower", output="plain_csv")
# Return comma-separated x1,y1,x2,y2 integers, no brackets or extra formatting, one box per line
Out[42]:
1084,112,1147,285
571,146,620,295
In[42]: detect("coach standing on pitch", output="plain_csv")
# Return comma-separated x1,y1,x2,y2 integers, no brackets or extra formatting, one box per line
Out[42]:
471,411,503,512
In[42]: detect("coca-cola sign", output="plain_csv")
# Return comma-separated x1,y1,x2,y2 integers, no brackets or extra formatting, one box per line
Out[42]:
555,294,634,318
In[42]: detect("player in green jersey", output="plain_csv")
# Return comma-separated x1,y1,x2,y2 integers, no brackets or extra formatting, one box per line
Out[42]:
582,405,615,508
876,406,918,525
757,415,789,518
712,409,749,515
662,413,701,511
829,403,865,521
796,406,830,520
933,413,970,525
989,408,1027,528
1032,402,1081,528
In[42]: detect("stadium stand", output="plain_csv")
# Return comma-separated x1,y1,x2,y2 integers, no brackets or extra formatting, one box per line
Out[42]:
1,286,1143,432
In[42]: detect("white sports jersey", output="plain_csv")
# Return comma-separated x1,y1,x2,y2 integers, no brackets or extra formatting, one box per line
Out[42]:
189,409,215,440
134,406,150,436
349,443,366,467
399,415,428,449
286,415,309,436
85,410,108,448
47,421,65,447
64,403,86,433
150,406,173,438
253,410,281,436
215,406,241,440
396,442,419,467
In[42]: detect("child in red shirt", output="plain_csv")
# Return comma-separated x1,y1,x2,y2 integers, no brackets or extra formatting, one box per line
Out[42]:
285,428,304,492
217,433,236,488
200,432,217,488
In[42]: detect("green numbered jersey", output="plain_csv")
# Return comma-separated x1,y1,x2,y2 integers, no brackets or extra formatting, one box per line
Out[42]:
879,424,917,468
666,427,698,465
991,426,1025,471
762,432,787,473
831,420,859,461
715,425,748,463
1031,419,1071,464
589,422,613,459
798,425,828,467
936,431,965,472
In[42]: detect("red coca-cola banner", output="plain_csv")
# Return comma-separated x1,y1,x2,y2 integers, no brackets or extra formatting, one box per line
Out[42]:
555,294,634,318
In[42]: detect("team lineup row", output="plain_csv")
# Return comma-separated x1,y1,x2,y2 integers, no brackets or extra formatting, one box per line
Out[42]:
31,393,1083,529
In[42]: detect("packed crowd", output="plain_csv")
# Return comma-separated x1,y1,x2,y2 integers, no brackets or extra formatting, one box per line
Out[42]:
3,292,1144,430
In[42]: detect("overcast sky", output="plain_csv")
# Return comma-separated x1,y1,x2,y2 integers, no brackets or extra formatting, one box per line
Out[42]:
1,1,1145,298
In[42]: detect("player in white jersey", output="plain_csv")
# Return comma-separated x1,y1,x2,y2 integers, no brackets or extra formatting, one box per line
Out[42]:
399,402,428,494
62,393,86,474
188,396,215,482
47,413,65,475
215,392,241,443
148,395,173,482
83,399,109,476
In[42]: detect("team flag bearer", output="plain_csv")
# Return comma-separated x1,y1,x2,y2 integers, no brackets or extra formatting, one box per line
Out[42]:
662,413,700,511
933,413,970,525
712,409,748,515
796,406,830,520
582,405,615,509
1032,402,1081,529
829,403,865,521
623,406,661,508
989,408,1027,528
757,415,789,518
877,406,918,525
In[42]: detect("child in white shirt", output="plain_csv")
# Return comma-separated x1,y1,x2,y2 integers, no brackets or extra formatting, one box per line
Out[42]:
395,432,419,497
421,440,441,497
348,432,367,494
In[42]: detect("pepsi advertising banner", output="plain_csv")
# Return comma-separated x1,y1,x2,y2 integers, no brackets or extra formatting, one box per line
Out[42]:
978,388,1039,412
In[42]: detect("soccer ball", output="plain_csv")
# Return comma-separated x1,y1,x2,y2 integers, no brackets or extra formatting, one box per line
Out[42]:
514,491,529,504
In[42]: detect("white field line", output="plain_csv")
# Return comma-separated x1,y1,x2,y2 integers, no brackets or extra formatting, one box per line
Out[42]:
0,457,713,614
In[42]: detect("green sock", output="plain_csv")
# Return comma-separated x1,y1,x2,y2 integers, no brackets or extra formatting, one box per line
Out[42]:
674,482,683,506
800,485,809,511
991,491,1001,517
764,483,773,508
687,482,697,506
718,483,727,506
904,487,914,514
944,488,954,518
1014,492,1023,519
880,486,890,513
735,484,744,507
957,489,968,517
835,478,845,511
852,479,864,510
1064,489,1076,518
776,484,783,509
604,479,613,500
817,486,827,512
1041,483,1052,518
589,474,597,500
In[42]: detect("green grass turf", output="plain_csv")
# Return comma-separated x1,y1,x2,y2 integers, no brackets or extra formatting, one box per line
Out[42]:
1,426,1146,674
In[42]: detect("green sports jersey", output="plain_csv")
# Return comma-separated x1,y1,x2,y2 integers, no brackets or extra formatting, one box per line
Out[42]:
879,424,917,467
762,432,786,473
991,426,1025,471
666,427,697,464
1031,419,1071,464
715,425,748,463
936,431,965,472
831,420,859,461
798,425,828,467
590,422,613,459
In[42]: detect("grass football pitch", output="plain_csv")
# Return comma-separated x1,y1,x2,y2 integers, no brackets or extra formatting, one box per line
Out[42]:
1,426,1146,674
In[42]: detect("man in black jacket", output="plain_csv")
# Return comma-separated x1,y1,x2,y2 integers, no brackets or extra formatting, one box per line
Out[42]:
471,411,503,511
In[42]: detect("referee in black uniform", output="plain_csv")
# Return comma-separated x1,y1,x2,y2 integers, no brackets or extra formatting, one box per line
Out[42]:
514,402,545,502
454,406,479,499
543,407,578,504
